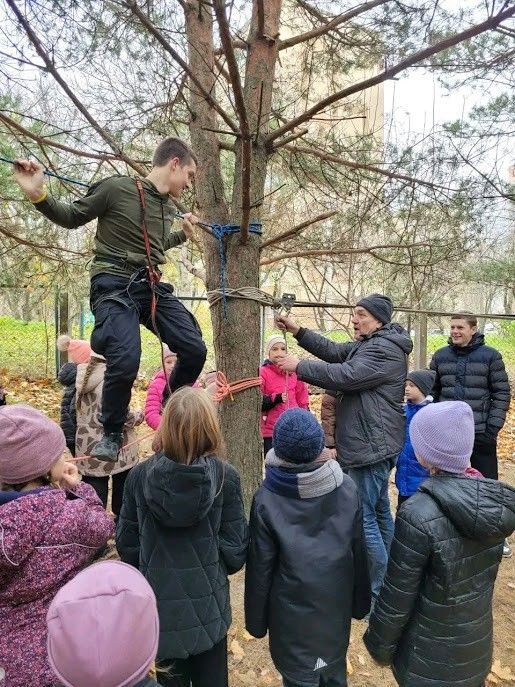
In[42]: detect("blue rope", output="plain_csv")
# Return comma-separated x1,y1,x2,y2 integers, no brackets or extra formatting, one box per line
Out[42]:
209,223,263,319
1,155,263,317
0,155,91,188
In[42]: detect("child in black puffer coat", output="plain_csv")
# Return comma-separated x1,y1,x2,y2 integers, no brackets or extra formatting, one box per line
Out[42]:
58,362,78,456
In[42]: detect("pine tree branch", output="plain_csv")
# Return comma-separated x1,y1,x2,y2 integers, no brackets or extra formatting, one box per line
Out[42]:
267,4,515,144
5,0,146,174
125,0,239,134
260,211,338,249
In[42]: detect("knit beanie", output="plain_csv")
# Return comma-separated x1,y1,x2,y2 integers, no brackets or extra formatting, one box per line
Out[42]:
406,369,436,397
265,334,285,358
273,408,325,464
57,335,92,364
0,405,66,484
162,344,176,359
356,293,394,324
409,401,474,474
47,561,159,687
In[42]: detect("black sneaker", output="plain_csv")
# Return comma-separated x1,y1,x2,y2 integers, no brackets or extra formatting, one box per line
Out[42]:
91,432,123,463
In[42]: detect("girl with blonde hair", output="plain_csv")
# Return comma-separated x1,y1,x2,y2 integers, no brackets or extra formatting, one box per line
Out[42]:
117,387,248,687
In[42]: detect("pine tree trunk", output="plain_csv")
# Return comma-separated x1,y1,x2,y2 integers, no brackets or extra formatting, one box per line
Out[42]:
185,0,282,508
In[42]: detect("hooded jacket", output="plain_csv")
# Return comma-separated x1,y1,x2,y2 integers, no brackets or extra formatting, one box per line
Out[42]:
116,454,249,660
430,332,510,436
260,360,309,438
75,358,143,476
245,450,371,683
394,398,432,497
295,324,413,468
33,176,186,280
0,484,114,687
57,362,78,447
364,475,515,687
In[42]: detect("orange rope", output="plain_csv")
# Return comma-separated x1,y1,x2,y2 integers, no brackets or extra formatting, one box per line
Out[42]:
69,431,155,462
212,371,262,402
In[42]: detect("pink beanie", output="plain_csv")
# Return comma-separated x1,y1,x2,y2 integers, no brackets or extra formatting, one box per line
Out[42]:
47,561,159,687
0,405,66,484
57,335,92,364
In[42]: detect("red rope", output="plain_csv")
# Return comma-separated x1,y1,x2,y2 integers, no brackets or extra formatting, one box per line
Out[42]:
211,371,262,402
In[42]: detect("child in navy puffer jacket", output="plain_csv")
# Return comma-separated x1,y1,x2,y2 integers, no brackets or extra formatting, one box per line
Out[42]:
395,369,435,508
260,335,309,455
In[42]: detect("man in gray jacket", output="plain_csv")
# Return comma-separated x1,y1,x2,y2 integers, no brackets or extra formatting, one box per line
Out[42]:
277,294,413,599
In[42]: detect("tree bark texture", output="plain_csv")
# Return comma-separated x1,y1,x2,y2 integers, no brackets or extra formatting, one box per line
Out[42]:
185,0,282,508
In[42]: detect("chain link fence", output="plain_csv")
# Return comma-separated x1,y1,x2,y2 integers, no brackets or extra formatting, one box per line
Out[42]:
1,290,514,383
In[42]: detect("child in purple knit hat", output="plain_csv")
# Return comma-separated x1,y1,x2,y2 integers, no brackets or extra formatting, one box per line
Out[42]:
364,401,515,687
0,405,114,687
47,561,159,687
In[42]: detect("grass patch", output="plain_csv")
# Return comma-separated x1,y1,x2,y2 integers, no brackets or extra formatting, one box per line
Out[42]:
1,314,514,381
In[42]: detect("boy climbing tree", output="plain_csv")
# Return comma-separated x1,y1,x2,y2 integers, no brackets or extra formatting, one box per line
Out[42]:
13,137,207,462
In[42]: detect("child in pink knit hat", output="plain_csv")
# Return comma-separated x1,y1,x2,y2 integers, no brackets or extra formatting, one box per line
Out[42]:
0,405,114,687
56,335,92,364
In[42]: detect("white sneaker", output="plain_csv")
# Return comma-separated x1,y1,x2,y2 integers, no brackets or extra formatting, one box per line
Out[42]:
503,540,512,558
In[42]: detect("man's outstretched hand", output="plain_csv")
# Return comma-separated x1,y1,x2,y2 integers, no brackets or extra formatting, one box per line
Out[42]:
277,353,300,373
275,314,300,336
13,159,46,201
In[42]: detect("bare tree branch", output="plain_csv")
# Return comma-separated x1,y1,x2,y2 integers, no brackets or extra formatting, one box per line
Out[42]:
272,128,309,148
0,112,122,162
125,0,239,134
283,144,464,192
213,0,251,239
5,0,146,174
267,3,515,143
278,0,390,51
260,242,432,266
261,210,338,249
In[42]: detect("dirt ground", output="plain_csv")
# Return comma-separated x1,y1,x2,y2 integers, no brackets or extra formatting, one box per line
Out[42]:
227,456,515,687
2,373,514,685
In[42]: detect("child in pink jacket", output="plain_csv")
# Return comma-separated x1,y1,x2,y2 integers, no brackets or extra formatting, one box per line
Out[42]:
260,334,309,455
0,405,114,687
145,346,178,430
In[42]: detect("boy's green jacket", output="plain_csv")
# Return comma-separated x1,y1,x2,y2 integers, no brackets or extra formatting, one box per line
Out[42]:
34,176,186,279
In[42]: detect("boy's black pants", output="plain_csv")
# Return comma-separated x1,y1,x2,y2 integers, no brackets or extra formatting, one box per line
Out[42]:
90,272,207,434
82,469,131,518
158,636,228,687
471,433,498,480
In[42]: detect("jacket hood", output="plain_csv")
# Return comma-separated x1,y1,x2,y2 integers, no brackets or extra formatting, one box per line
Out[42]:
58,362,77,386
370,322,413,355
143,454,221,527
76,360,106,395
447,331,485,353
420,475,515,542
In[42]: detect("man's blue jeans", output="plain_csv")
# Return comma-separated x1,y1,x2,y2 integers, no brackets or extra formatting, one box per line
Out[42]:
348,458,395,598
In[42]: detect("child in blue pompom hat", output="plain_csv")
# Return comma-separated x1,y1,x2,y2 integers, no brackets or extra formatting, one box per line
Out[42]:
245,408,371,687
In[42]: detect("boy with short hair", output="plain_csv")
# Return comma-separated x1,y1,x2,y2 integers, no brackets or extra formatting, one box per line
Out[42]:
395,369,435,508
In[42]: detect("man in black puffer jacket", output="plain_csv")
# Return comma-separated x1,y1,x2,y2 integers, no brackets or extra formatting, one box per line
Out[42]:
364,401,515,687
430,313,511,555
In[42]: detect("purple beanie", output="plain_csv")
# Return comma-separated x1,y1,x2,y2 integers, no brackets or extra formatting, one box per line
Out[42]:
0,405,66,484
47,561,159,687
409,401,474,474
